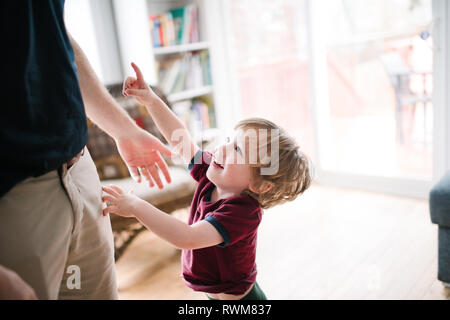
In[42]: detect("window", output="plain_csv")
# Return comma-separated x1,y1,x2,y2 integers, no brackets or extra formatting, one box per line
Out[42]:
227,0,315,159
319,0,433,179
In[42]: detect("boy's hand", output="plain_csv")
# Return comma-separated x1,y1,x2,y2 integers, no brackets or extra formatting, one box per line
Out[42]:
102,185,141,217
123,62,159,106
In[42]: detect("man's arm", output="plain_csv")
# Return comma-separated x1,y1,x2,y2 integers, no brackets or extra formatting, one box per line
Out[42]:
67,34,173,188
123,63,199,164
69,34,136,140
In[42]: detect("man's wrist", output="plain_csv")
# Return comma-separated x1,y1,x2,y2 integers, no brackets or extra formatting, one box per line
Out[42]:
112,120,142,141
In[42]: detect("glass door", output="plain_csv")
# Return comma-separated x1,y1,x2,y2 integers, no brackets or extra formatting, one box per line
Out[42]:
307,0,442,197
224,0,315,159
320,0,432,177
223,0,448,197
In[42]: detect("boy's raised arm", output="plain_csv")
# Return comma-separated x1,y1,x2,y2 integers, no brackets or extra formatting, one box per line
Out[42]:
124,63,199,164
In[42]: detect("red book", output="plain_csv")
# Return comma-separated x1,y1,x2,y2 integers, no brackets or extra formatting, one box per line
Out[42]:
158,19,164,47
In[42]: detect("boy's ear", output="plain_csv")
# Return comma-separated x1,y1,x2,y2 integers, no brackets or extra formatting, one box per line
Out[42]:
249,180,273,194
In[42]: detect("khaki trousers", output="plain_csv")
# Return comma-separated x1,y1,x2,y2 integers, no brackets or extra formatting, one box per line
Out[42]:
0,148,118,299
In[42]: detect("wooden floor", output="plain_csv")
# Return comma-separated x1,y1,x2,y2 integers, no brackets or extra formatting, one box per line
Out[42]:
115,183,450,300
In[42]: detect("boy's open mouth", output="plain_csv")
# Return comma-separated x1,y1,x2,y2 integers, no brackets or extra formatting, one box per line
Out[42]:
212,161,224,169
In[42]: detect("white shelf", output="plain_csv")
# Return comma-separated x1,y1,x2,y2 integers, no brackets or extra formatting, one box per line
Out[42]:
167,85,213,103
153,41,210,56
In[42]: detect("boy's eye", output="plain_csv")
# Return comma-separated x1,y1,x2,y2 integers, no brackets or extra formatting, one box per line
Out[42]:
234,144,242,154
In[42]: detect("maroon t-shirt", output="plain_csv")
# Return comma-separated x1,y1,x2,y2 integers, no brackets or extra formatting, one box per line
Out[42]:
181,151,263,295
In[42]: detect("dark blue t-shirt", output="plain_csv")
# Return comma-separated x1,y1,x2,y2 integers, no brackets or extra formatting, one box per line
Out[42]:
0,0,88,197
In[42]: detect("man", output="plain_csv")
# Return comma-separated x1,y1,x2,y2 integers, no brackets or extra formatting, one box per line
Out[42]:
0,1,172,299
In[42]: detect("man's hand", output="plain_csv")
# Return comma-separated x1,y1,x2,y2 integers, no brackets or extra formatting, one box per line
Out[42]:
115,128,173,189
0,266,37,300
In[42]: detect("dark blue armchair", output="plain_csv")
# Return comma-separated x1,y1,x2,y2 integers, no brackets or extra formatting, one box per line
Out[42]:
429,171,450,286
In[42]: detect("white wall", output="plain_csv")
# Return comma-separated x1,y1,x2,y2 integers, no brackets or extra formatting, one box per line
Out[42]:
432,0,450,181
64,0,123,85
112,0,157,84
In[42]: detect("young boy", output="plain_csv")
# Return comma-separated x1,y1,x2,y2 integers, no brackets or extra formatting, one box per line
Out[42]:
102,63,312,300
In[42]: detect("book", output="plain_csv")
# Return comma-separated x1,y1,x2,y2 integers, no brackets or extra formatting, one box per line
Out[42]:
149,15,161,47
159,13,176,46
159,14,167,46
192,101,210,130
189,5,199,43
172,100,192,129
185,54,202,90
159,59,181,94
150,4,200,47
172,55,189,93
171,100,211,137
169,6,186,44
165,12,176,46
158,51,210,94
199,50,212,85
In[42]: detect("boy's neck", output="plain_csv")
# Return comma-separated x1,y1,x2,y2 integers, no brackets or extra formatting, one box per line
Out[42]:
211,185,244,202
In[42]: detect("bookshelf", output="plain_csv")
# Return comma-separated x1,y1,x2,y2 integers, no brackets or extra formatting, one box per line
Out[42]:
148,0,216,142
167,85,213,104
112,0,237,139
153,41,210,56
111,0,217,143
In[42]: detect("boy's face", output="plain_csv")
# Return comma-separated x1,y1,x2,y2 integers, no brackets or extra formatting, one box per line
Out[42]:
206,130,254,195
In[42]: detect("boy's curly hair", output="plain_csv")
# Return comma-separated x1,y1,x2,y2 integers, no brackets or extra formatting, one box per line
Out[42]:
235,118,313,209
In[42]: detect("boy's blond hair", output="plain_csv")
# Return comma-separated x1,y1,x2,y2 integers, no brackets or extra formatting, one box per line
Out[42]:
235,118,312,209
